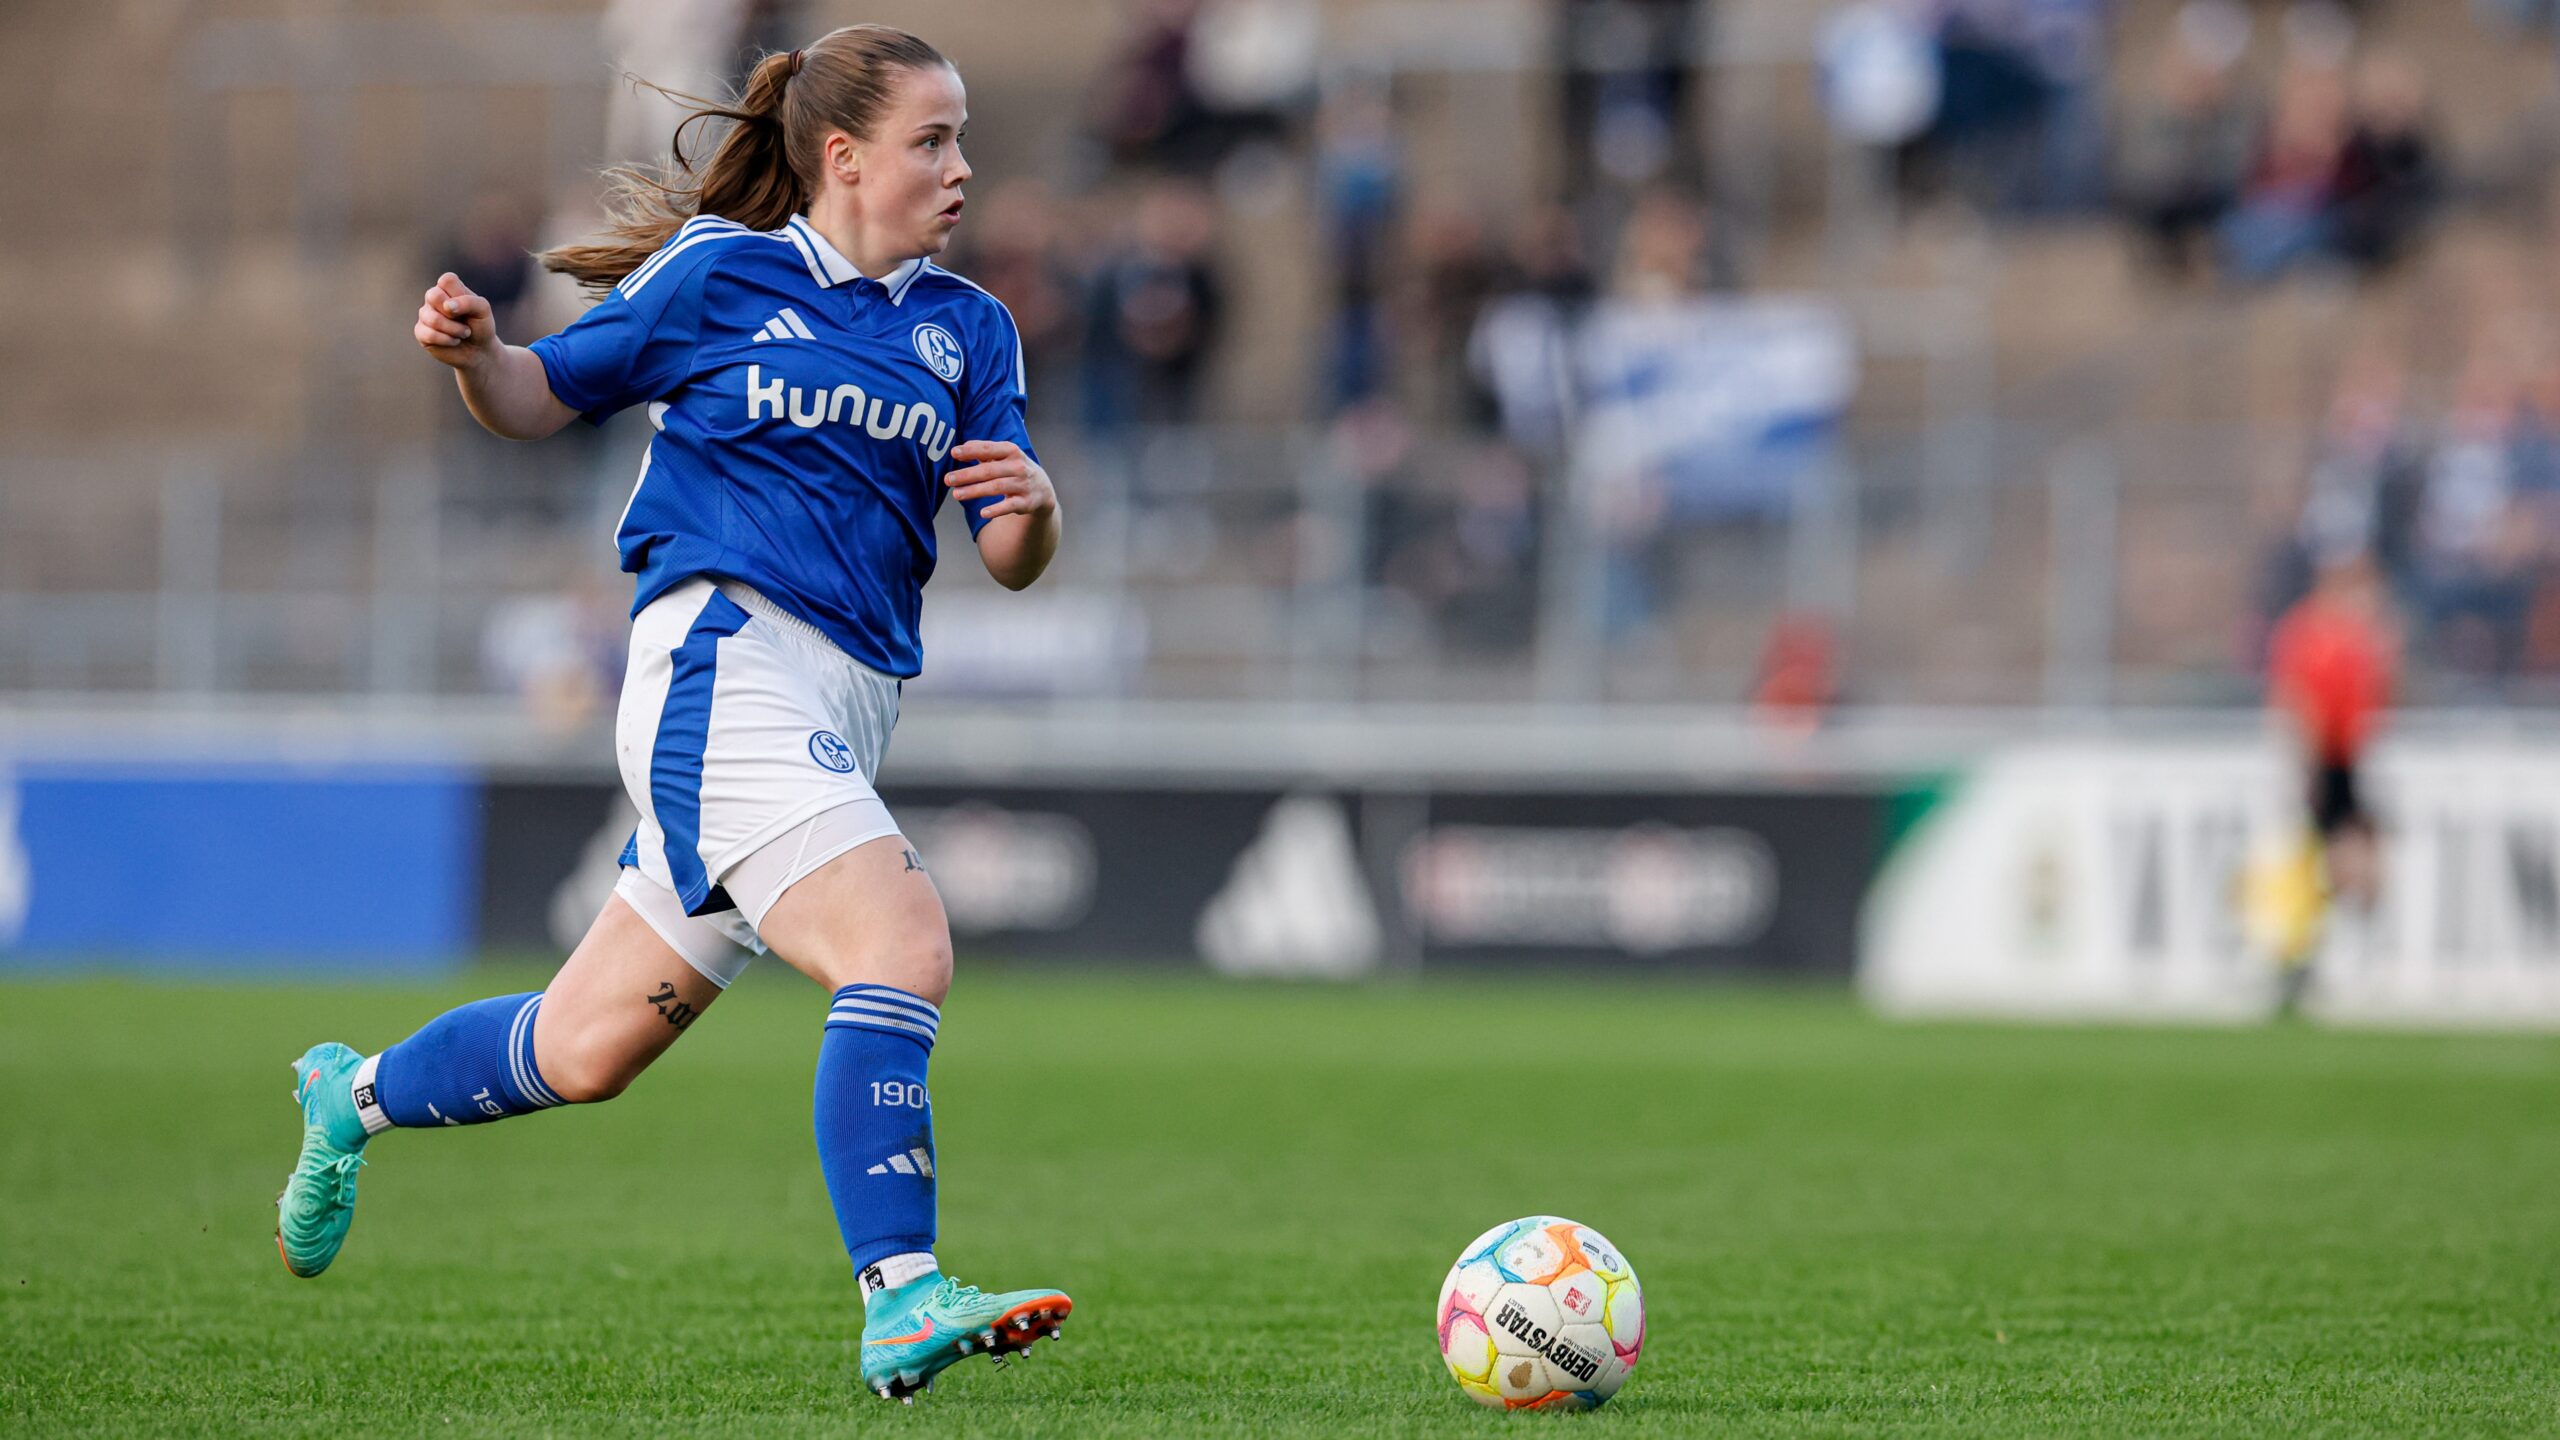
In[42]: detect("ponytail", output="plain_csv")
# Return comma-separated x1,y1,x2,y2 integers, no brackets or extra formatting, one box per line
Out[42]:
541,26,950,294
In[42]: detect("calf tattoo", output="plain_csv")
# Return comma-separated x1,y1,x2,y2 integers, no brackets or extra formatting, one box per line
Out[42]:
645,981,697,1031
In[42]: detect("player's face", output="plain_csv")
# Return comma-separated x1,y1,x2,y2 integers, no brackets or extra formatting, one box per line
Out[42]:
865,64,971,258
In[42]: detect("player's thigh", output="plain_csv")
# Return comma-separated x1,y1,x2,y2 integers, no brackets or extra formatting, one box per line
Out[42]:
617,583,881,918
752,831,953,1003
532,890,728,1103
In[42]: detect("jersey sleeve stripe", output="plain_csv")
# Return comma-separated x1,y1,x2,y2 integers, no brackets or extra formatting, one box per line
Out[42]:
618,219,758,298
616,215,742,295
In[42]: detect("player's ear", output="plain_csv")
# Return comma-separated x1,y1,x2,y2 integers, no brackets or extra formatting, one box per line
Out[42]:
823,128,859,187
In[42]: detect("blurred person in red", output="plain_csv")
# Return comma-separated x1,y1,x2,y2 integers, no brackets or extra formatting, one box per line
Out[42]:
2263,552,2397,1008
1751,614,1840,738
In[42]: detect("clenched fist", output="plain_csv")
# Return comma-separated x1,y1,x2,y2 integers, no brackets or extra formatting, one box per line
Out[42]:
415,273,498,369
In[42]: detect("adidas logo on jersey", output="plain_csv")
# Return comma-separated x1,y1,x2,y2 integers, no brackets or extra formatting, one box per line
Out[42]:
752,307,817,342
746,364,957,462
865,1147,936,1178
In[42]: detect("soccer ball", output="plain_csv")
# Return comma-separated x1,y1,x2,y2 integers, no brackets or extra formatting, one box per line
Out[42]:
1435,1215,1643,1410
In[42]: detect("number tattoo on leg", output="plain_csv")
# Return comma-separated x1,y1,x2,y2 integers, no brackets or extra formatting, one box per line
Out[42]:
644,980,697,1031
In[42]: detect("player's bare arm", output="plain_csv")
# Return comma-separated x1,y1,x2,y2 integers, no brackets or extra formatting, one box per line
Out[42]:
413,272,579,441
950,439,1060,589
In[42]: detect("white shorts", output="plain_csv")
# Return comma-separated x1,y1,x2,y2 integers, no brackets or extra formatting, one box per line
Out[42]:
613,577,906,987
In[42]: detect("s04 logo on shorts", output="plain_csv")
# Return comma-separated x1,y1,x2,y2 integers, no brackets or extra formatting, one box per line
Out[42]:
808,730,856,773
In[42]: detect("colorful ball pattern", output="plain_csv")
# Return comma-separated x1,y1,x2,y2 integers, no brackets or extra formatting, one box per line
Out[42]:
1435,1216,1644,1410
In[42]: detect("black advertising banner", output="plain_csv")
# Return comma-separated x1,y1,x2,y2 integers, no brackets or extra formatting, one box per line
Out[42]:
475,777,1890,974
474,780,634,954
882,785,1287,961
1396,791,1882,976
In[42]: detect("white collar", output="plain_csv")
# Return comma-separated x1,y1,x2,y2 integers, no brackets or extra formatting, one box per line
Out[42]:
786,216,927,302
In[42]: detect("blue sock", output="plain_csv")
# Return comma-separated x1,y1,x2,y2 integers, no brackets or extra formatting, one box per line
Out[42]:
815,984,940,1280
357,992,564,1133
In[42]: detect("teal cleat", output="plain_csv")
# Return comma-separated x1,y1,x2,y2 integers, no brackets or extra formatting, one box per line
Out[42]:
859,1273,1073,1402
274,1043,371,1278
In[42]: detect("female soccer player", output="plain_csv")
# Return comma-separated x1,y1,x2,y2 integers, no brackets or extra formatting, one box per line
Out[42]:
273,26,1068,1401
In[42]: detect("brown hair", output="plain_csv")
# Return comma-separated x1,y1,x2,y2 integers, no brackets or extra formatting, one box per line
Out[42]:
540,25,950,293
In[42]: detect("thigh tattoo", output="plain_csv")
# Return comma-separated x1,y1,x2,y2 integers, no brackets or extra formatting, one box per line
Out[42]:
644,980,698,1031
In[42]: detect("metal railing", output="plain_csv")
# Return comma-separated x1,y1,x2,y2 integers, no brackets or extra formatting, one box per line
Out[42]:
3,414,2469,711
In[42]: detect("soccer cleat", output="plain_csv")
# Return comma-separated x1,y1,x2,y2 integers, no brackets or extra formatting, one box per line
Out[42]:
859,1273,1073,1401
274,1043,371,1278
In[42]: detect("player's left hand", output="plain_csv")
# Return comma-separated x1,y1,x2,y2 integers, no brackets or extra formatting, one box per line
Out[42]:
944,442,1056,520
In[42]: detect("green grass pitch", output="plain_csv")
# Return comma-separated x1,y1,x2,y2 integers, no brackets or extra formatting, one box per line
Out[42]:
4,967,2556,1437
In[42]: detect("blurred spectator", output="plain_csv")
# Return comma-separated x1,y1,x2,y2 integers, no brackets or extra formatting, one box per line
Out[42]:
1900,3,2055,209
1080,179,1227,431
1406,201,1506,431
1337,399,1443,614
1469,206,1598,456
2190,5,2443,285
2516,358,2560,671
1561,0,1700,194
1317,74,1403,413
1439,444,1542,653
2258,343,2423,654
2217,62,2351,281
1091,0,1308,173
2014,0,2119,214
434,192,540,343
2116,2,2258,277
1092,0,1216,170
2509,353,2560,522
2328,55,2443,272
2310,346,2422,574
431,190,559,503
942,182,1083,411
1505,204,1602,308
1335,403,1540,657
1609,187,1733,299
2415,349,2539,677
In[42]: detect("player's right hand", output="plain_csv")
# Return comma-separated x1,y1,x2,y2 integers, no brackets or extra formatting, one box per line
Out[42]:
414,273,497,369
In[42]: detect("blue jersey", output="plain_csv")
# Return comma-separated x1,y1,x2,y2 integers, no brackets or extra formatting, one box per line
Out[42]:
528,214,1033,678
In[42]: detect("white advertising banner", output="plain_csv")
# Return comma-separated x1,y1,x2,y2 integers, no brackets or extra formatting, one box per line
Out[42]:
1860,740,2560,1028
